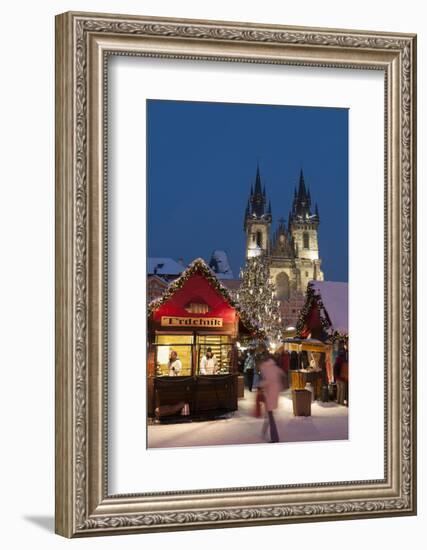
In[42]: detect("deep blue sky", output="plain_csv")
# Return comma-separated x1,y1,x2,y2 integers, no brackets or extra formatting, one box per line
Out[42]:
147,100,348,282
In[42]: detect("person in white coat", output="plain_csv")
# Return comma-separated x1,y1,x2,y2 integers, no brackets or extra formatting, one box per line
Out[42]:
258,355,284,443
168,350,182,376
199,347,219,375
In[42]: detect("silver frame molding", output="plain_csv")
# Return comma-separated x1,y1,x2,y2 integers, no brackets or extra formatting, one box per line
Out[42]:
55,11,417,537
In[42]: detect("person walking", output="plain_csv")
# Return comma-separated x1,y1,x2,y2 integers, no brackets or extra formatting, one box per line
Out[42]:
243,348,256,391
253,343,269,390
258,354,284,443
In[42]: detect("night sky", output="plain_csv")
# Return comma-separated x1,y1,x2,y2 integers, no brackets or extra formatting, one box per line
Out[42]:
147,100,348,282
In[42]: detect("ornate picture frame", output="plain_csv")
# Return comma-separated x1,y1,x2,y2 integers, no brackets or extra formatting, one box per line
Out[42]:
55,11,417,537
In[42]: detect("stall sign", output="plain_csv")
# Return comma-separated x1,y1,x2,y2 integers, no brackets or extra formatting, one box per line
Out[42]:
161,316,223,328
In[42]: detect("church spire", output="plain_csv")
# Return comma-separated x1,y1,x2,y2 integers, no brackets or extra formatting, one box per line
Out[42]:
249,163,268,218
297,169,307,199
290,168,316,222
244,163,272,257
254,162,262,196
244,163,271,232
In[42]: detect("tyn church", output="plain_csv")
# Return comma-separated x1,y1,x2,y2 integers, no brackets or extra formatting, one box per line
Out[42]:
244,165,324,326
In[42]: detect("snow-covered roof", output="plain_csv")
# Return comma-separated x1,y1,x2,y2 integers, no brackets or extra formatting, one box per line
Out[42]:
147,274,169,286
147,257,184,276
310,281,348,334
209,250,234,279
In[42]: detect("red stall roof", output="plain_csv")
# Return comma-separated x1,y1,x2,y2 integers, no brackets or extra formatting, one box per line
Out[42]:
148,258,264,337
297,280,348,339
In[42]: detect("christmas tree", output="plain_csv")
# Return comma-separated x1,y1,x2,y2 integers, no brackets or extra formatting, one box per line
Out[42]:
235,254,283,346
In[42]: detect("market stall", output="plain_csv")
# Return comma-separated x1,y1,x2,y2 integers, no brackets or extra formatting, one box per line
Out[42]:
147,258,261,420
280,338,327,399
293,280,349,402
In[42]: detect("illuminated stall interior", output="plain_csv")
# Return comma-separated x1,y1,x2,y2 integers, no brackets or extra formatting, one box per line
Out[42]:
154,334,234,377
290,280,348,395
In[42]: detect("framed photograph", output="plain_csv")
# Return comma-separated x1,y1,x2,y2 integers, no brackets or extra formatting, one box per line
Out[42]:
55,11,417,537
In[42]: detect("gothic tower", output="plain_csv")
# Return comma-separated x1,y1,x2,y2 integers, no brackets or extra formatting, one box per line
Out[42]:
243,164,272,259
241,165,324,328
288,169,324,290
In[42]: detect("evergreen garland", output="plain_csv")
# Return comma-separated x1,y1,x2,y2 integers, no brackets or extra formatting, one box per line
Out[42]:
296,281,348,342
147,258,266,338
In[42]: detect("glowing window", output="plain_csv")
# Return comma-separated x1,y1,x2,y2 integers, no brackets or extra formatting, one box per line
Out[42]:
184,302,210,314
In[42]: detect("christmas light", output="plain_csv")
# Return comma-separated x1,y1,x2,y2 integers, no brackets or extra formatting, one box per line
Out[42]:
234,254,283,346
295,281,348,346
147,258,266,339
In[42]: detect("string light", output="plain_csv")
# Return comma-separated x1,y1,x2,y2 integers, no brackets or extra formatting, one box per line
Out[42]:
148,258,266,339
296,281,348,345
234,254,283,346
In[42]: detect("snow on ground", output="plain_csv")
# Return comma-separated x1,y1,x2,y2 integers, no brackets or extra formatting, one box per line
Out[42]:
147,389,348,449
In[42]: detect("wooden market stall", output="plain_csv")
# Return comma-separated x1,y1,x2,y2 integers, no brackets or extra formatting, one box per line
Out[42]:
147,258,261,420
289,280,349,401
281,337,327,399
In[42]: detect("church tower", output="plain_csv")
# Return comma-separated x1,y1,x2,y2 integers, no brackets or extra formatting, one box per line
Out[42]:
241,164,324,328
289,169,324,289
243,164,272,259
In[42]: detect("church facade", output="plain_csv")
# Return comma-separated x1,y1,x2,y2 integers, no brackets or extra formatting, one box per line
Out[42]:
244,165,324,327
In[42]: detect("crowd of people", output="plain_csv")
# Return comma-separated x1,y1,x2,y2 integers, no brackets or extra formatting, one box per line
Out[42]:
237,341,349,442
166,341,348,443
